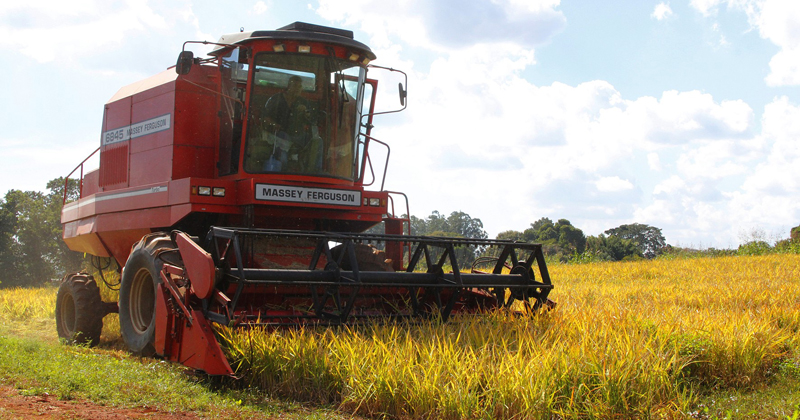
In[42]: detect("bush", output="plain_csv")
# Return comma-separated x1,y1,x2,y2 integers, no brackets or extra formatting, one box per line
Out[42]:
737,240,773,256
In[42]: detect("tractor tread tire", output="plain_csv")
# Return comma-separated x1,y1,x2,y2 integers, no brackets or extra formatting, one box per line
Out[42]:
119,232,177,357
55,273,104,347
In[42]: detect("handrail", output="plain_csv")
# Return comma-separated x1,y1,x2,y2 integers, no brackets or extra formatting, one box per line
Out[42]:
385,190,412,258
385,191,410,229
361,136,376,187
362,134,391,191
63,147,100,205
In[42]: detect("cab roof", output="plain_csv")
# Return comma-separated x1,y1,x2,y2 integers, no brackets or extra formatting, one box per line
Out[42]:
209,22,376,60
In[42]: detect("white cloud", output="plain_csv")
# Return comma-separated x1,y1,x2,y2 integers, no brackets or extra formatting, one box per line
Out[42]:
0,1,163,63
653,175,687,196
378,39,760,241
631,96,799,246
652,2,674,20
765,47,800,86
0,137,100,193
620,91,753,145
739,97,800,196
675,138,761,181
252,1,269,15
755,0,800,86
647,153,663,171
316,0,565,52
710,23,730,48
0,1,210,69
505,0,562,14
596,177,634,192
690,0,800,86
690,0,722,17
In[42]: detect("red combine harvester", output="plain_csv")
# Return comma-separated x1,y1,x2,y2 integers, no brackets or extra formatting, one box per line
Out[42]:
56,22,553,375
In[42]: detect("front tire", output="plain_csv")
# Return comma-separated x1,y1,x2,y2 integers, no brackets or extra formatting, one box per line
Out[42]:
119,233,176,356
55,273,104,346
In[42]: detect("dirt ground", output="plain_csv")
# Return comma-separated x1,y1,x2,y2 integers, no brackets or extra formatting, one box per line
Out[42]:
0,384,203,420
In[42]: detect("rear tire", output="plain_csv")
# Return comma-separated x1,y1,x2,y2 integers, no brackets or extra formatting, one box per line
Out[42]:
119,233,176,356
55,274,104,347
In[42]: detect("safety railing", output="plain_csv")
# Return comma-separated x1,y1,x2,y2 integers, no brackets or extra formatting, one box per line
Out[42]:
62,147,100,205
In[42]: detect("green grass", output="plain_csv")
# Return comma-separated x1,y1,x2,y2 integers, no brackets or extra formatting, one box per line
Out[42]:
0,332,359,419
0,285,360,420
0,334,232,410
690,376,800,419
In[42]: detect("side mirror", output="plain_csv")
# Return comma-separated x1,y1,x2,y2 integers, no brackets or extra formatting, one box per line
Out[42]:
175,51,194,75
398,82,407,106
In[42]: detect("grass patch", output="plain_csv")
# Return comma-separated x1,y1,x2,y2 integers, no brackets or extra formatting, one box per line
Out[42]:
0,331,246,413
690,376,800,419
0,285,360,420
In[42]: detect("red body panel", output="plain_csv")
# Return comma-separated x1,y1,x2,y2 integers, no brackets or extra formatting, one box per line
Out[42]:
63,59,394,264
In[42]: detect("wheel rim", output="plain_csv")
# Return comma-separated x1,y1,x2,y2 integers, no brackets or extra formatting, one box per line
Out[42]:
129,267,155,334
59,292,76,336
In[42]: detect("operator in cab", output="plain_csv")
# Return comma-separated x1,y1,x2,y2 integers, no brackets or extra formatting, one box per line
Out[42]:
260,75,322,173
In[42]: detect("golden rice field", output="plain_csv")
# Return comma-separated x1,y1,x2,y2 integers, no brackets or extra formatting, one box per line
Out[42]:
219,255,800,419
2,254,800,419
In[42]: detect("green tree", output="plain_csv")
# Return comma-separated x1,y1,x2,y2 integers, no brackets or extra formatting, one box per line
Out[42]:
604,223,666,259
522,218,586,259
737,240,772,256
425,211,449,234
530,217,553,233
408,210,487,268
4,189,54,286
0,193,21,287
445,211,487,240
0,178,83,288
496,230,523,242
410,210,487,240
47,178,85,275
480,230,525,260
408,214,429,236
586,234,642,261
426,230,477,269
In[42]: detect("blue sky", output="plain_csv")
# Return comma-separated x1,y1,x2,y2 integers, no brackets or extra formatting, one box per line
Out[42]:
1,0,799,248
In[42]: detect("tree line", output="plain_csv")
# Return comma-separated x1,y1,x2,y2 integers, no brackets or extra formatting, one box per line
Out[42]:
410,211,668,267
2,176,797,288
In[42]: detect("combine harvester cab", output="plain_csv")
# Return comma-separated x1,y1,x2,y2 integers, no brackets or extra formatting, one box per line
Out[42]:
56,22,554,376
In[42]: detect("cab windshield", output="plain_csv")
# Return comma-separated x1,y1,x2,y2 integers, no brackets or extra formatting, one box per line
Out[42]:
244,53,367,181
